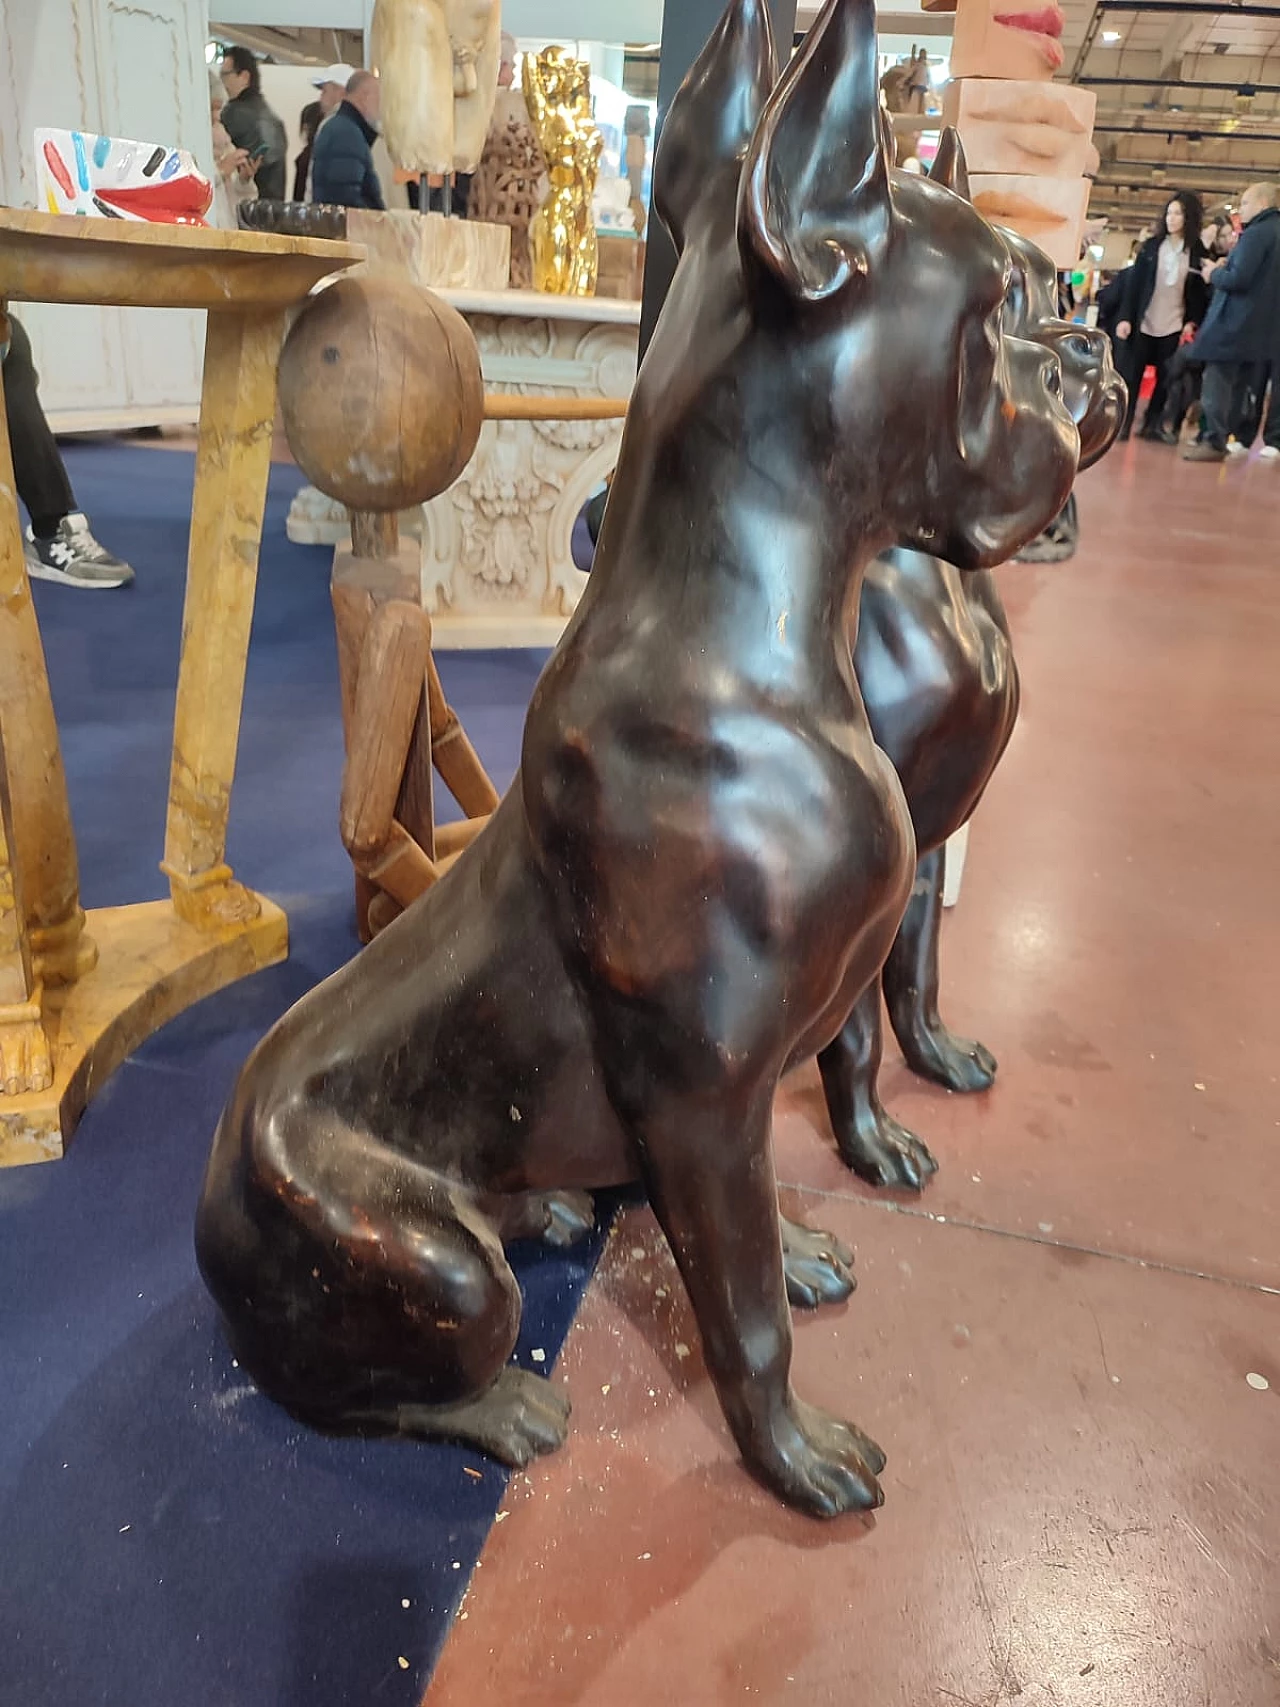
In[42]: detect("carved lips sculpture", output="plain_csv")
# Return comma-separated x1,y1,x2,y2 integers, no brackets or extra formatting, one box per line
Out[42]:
938,0,1099,268
195,0,1078,1518
816,132,1126,1191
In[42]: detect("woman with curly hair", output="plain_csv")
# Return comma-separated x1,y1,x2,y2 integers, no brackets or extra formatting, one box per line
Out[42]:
1114,190,1209,440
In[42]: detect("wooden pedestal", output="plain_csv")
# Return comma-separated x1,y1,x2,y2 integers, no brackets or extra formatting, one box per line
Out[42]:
0,899,287,1166
0,211,363,1165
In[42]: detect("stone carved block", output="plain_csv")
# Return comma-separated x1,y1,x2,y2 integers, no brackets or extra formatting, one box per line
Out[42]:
345,208,511,292
420,301,638,645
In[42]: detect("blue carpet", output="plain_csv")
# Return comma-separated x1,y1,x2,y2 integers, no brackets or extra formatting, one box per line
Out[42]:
0,441,605,1706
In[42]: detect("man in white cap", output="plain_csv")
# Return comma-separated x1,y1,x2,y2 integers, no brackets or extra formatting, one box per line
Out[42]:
294,63,356,201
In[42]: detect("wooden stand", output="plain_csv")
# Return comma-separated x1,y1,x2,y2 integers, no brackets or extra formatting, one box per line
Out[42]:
333,524,500,944
0,211,364,1165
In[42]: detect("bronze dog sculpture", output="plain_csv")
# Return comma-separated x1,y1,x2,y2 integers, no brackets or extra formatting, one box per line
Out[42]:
818,139,1127,1190
195,0,1078,1518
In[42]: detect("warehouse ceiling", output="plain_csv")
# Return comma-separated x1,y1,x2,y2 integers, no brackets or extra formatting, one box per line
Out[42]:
1063,0,1280,229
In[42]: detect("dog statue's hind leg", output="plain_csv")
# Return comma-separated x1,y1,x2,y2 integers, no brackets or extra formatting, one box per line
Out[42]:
195,1099,570,1467
883,845,998,1093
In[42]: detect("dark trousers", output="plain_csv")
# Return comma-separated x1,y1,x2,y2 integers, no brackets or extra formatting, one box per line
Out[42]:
1120,330,1181,434
2,314,75,537
1199,362,1258,450
1158,346,1202,434
1230,360,1280,449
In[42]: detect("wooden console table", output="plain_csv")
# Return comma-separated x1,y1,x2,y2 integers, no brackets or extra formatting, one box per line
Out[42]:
0,210,363,1165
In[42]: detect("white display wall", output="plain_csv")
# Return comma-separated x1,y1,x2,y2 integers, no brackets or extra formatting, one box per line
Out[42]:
0,0,211,431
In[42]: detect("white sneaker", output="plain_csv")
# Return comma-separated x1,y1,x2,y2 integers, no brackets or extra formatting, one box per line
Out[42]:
1226,439,1247,455
24,513,135,589
1259,445,1280,460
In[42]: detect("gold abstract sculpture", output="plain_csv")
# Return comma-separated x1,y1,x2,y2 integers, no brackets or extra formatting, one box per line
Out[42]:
524,47,602,296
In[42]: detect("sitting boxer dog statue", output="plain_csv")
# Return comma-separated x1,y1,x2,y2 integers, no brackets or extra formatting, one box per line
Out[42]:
817,134,1127,1190
195,0,1078,1519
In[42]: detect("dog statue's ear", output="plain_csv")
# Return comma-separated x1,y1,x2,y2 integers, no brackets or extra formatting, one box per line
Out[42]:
739,0,893,304
930,127,971,202
653,0,778,257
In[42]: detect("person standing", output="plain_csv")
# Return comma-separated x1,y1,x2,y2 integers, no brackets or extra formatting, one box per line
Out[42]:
209,71,257,230
310,71,385,211
219,45,288,203
1183,183,1280,462
2,317,134,589
295,64,355,202
1113,191,1208,441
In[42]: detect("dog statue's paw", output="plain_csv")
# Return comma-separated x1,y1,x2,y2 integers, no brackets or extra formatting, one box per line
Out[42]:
898,1020,997,1093
781,1215,856,1309
834,1107,938,1193
751,1397,885,1518
398,1368,571,1468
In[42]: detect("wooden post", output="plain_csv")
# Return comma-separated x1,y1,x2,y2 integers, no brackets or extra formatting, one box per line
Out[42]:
162,308,288,929
0,303,94,993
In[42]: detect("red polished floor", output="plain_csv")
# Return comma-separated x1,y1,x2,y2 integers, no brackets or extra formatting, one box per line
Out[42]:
426,442,1280,1706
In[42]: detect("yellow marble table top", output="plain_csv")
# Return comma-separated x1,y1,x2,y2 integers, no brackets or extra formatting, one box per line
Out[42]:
0,207,365,311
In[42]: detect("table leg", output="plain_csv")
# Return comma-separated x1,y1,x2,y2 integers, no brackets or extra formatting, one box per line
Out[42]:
0,303,94,992
163,308,286,930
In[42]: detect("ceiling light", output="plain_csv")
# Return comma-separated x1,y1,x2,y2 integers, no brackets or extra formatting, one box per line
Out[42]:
1102,29,1121,42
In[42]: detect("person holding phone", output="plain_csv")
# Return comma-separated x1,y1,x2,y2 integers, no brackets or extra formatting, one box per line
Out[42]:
219,45,288,202
1113,190,1209,441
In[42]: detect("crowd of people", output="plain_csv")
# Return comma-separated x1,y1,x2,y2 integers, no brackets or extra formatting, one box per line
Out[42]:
1101,184,1280,461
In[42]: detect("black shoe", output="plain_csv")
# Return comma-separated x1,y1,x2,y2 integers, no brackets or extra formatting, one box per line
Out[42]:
25,514,135,589
1159,429,1180,446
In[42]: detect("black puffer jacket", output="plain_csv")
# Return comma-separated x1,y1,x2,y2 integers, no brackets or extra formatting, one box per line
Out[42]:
1118,234,1209,335
1190,206,1280,365
310,102,385,211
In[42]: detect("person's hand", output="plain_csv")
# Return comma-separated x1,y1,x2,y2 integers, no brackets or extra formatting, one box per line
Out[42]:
1183,322,1196,339
1202,258,1222,282
1115,320,1131,341
218,147,251,181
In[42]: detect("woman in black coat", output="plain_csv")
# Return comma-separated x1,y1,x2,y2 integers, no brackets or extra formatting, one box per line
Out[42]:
1114,191,1209,439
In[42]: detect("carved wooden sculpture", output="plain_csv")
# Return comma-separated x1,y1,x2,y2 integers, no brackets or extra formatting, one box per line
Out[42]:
195,0,1079,1518
370,0,503,177
817,134,1126,1189
467,88,549,288
276,274,498,940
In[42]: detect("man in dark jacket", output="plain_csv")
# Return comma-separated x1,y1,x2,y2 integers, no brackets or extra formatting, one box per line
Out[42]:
219,46,288,203
1183,183,1280,460
311,71,385,211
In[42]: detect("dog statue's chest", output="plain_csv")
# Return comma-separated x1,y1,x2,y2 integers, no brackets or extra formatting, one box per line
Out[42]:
525,673,915,1036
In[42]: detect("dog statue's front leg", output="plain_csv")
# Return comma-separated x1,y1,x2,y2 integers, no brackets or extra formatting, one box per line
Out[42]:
630,1076,885,1518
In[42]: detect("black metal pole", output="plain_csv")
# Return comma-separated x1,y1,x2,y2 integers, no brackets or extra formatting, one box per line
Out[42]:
638,0,799,360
